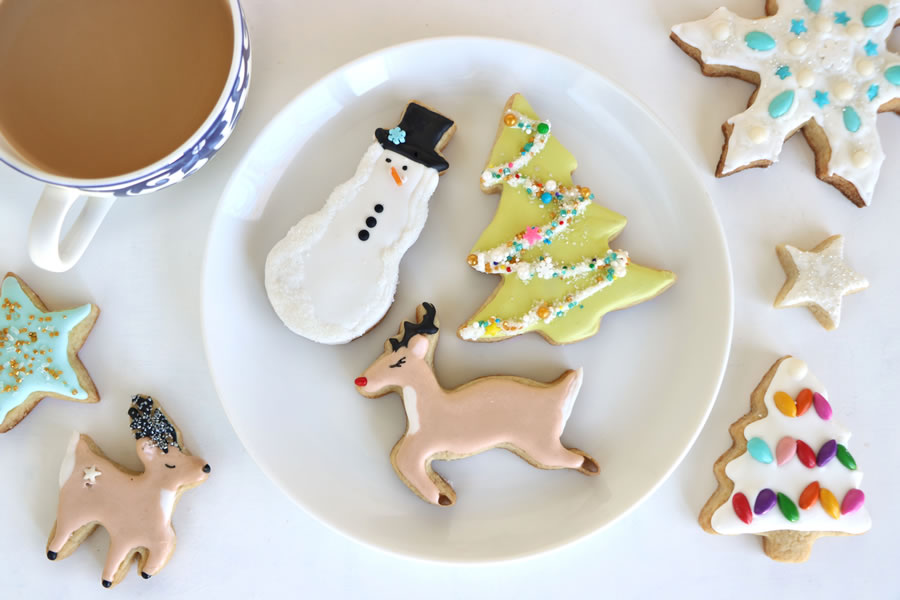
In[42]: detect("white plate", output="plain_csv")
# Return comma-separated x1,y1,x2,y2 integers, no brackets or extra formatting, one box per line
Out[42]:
202,37,733,562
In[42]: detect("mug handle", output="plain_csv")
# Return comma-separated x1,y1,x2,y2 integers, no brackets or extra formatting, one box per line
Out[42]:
27,186,115,272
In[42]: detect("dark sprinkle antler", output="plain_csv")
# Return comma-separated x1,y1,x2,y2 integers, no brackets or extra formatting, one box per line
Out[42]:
389,302,438,351
128,395,181,453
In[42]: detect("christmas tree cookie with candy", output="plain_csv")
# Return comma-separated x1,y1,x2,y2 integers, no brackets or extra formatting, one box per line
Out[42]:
266,101,455,345
0,272,99,433
671,0,900,206
700,356,870,562
458,94,675,345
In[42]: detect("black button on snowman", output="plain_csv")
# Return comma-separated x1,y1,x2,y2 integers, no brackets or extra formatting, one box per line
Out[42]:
357,104,454,242
357,161,405,241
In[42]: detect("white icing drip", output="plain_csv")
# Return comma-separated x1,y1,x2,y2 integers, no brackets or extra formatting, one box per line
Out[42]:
265,144,440,344
58,431,80,488
402,386,420,434
672,1,900,204
159,488,176,522
710,358,871,535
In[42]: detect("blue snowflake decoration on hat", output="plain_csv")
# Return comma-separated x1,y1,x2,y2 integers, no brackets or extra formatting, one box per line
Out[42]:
387,127,406,145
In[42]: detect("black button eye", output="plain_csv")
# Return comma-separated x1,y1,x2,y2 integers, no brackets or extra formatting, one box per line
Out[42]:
165,464,176,469
402,165,408,171
385,158,391,163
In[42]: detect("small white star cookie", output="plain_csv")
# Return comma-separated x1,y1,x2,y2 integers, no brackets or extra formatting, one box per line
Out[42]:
774,234,868,330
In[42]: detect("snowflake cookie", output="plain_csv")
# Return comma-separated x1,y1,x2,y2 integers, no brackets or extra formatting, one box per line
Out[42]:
672,0,900,206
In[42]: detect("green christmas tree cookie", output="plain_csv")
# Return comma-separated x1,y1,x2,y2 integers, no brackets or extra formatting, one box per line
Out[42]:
458,94,676,345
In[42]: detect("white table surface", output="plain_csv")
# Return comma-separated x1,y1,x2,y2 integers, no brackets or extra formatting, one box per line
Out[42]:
1,1,898,597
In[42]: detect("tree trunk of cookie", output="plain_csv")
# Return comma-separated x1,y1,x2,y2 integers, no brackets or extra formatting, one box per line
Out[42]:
762,530,820,562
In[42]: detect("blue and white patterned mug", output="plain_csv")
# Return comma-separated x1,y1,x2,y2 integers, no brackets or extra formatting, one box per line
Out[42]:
0,0,251,272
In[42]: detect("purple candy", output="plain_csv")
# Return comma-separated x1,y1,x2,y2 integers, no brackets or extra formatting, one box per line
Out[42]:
813,392,833,420
754,488,777,515
817,439,837,466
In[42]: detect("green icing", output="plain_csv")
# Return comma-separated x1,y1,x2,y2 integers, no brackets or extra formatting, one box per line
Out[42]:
463,95,675,344
0,276,92,424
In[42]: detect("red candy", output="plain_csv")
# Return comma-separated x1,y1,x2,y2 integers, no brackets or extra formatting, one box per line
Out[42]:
796,440,817,468
732,492,753,524
354,377,367,387
795,388,813,416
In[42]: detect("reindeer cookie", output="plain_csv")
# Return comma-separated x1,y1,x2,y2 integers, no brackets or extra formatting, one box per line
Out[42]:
0,272,99,433
354,302,598,506
47,395,210,588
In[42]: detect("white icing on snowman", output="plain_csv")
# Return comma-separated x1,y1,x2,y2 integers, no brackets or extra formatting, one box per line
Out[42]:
672,1,900,205
710,357,871,535
265,144,440,344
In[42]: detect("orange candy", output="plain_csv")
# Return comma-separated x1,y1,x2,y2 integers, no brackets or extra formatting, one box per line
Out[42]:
503,113,518,126
774,391,797,417
537,305,551,320
467,254,478,266
799,481,820,509
820,488,841,519
796,388,813,416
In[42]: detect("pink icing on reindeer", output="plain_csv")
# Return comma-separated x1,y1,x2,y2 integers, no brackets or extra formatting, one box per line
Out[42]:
355,302,598,506
47,395,210,588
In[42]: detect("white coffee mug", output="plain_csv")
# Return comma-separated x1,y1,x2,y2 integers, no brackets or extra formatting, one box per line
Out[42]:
0,0,251,272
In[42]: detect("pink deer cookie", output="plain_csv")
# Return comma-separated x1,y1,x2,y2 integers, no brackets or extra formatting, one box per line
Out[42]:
47,395,210,588
355,302,598,506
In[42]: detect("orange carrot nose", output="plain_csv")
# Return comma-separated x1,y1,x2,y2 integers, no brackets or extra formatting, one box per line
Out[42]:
390,166,404,186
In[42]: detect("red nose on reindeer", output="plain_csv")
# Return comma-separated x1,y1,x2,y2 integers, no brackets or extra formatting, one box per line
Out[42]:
354,377,367,387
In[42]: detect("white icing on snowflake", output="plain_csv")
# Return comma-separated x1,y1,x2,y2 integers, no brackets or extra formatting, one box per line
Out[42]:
673,1,900,205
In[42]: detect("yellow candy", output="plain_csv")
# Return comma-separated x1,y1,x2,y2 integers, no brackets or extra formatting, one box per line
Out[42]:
537,305,551,320
467,254,478,266
484,322,501,336
819,488,841,519
503,113,518,127
774,391,797,417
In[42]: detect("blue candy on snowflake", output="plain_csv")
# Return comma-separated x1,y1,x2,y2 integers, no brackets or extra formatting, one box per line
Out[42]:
672,1,900,206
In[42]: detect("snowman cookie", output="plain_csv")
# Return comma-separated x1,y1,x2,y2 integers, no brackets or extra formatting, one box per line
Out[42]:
265,102,456,344
671,1,900,206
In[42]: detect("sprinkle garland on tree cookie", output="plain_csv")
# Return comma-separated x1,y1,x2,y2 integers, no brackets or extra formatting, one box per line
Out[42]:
458,94,675,345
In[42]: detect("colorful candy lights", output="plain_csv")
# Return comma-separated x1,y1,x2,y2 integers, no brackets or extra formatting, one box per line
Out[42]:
747,437,774,463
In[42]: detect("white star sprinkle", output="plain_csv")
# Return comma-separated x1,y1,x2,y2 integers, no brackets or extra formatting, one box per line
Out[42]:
774,234,868,329
82,465,101,485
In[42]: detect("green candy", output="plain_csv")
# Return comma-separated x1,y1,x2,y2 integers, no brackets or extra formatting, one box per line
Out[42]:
836,444,857,470
777,492,799,522
536,122,550,134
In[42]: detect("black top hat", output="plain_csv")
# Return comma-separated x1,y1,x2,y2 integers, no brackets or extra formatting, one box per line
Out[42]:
375,102,454,173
